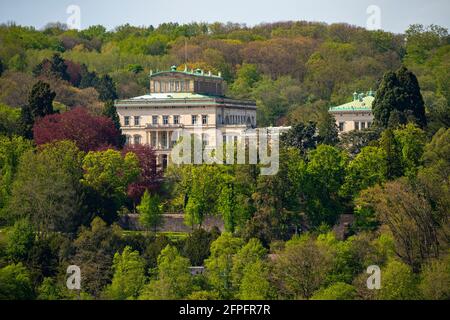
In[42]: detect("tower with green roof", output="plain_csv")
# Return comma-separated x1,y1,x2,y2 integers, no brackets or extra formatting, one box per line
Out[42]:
115,65,257,168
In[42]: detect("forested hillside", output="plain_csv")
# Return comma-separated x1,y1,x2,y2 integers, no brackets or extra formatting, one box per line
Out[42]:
0,21,448,127
0,21,449,301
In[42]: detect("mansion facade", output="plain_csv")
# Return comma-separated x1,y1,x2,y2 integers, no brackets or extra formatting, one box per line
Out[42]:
115,66,257,167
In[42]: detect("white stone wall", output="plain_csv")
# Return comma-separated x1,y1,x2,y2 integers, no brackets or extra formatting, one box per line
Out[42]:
332,111,373,133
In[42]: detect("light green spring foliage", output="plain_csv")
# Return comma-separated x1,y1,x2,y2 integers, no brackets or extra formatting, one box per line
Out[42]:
137,190,163,232
0,104,21,136
6,219,34,262
231,238,267,290
238,259,272,300
184,165,222,228
204,232,244,299
104,246,146,300
377,260,419,300
0,135,33,212
140,245,193,300
341,146,386,197
311,282,357,300
393,123,427,177
81,149,140,200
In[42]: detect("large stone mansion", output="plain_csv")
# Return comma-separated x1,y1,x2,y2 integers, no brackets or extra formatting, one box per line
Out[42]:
115,66,257,168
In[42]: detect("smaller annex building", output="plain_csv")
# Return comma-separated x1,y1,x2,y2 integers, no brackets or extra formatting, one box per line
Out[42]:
329,91,375,133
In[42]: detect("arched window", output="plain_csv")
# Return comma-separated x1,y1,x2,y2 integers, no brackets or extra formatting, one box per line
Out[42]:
125,135,132,145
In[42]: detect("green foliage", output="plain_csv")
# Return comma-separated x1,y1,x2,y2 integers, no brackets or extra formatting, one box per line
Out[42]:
204,233,244,299
377,260,419,300
20,80,56,138
272,235,333,299
231,238,267,293
311,282,357,300
6,219,35,262
393,123,426,176
72,217,122,297
419,255,450,300
37,277,63,300
0,263,34,300
379,129,403,179
341,146,386,197
137,190,163,232
304,145,347,226
140,245,193,300
0,135,33,214
81,149,139,222
104,246,146,300
238,260,272,300
7,141,84,236
182,228,218,266
0,104,21,136
372,66,426,129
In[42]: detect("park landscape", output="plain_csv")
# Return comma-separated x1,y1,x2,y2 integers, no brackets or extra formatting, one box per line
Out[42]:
0,18,449,300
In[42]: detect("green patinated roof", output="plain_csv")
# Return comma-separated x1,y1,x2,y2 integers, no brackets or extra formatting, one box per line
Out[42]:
128,92,217,100
329,93,375,112
149,66,222,79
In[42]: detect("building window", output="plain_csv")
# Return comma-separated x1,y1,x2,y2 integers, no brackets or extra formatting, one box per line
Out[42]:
338,122,345,132
151,132,156,146
361,122,366,129
354,121,360,131
125,135,131,145
124,116,130,126
218,114,222,124
134,116,140,126
173,115,180,124
161,132,167,149
134,135,141,145
175,81,180,92
163,115,169,125
202,133,208,146
367,121,372,128
192,115,198,125
152,115,158,125
202,115,208,125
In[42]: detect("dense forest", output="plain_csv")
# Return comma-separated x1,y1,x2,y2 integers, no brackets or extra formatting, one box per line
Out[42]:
0,21,449,300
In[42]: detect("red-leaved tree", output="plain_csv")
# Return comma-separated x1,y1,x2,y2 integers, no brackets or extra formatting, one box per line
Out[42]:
122,144,162,206
33,107,122,152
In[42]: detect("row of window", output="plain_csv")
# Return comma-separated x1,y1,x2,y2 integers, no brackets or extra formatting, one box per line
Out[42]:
152,80,191,93
125,135,142,145
123,115,210,126
338,121,372,132
217,114,254,125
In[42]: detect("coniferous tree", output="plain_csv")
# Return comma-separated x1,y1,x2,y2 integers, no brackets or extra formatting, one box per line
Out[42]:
396,66,427,128
96,74,118,102
373,66,427,129
0,58,4,76
379,129,403,179
20,80,56,138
